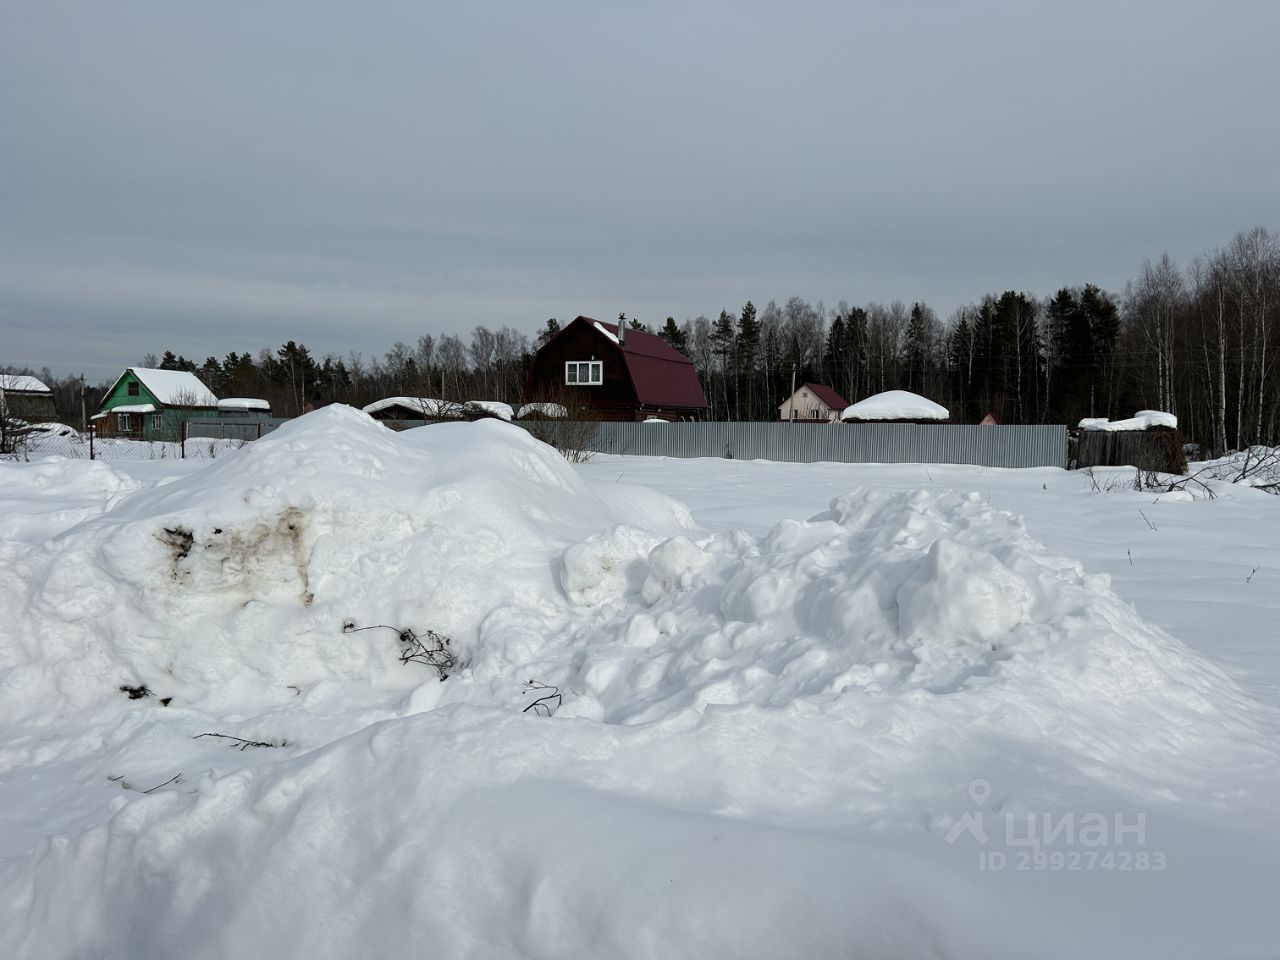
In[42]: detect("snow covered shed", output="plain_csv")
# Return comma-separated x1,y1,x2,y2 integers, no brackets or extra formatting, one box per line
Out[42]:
0,374,59,423
1075,411,1186,473
362,397,464,425
841,390,950,424
779,383,848,422
93,368,219,440
523,317,708,421
217,397,272,417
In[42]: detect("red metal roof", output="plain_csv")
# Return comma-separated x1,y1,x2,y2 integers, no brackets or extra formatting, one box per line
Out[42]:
801,383,848,410
579,317,708,410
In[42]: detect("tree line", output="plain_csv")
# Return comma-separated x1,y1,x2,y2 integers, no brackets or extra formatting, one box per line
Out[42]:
6,225,1276,454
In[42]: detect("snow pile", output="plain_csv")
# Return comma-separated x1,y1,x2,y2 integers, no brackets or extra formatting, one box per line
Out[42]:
842,389,949,421
1190,445,1280,491
537,489,1267,779
1079,410,1178,431
28,421,78,437
0,457,139,544
0,406,694,725
2,407,1277,958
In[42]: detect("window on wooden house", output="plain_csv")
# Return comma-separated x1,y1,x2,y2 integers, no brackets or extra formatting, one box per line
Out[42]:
127,381,140,396
117,413,132,431
151,413,164,431
565,360,603,385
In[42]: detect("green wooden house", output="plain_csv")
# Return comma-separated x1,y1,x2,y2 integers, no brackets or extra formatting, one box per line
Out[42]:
92,368,219,441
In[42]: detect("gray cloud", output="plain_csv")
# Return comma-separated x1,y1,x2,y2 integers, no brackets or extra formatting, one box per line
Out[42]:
3,0,1278,379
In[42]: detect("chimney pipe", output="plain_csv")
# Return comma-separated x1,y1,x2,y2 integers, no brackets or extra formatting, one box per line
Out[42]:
617,313,626,346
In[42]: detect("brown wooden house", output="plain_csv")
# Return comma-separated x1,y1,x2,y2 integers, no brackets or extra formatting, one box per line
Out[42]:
0,375,59,423
524,317,708,421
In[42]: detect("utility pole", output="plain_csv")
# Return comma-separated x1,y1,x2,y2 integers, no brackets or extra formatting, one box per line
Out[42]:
79,375,87,431
789,363,797,422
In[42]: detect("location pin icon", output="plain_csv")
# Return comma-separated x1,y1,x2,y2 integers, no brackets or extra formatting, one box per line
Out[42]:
969,779,991,807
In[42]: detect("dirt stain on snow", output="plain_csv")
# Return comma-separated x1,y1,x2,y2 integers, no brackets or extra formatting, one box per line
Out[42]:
155,507,314,605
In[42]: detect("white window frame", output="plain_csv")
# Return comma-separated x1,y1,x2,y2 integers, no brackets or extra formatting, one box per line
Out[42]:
151,413,164,431
117,413,132,431
565,360,603,386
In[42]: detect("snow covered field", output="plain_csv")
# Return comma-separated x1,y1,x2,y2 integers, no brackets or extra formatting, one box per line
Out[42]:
1,408,1277,959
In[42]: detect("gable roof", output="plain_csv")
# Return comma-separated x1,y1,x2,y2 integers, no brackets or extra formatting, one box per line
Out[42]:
0,374,52,394
573,317,708,410
799,383,847,410
102,368,218,408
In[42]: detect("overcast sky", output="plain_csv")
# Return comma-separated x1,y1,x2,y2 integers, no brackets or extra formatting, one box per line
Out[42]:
3,0,1278,381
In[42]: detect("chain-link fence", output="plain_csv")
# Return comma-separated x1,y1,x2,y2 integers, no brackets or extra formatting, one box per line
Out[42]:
1,423,249,462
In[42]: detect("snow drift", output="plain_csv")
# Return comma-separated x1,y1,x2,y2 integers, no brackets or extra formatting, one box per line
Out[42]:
1,406,1276,959
0,406,694,724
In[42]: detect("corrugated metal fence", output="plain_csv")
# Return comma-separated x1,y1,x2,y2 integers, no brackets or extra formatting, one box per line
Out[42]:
182,416,1066,468
185,417,291,442
540,422,1067,467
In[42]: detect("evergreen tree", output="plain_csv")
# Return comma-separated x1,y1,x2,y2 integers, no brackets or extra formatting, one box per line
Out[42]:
535,318,561,347
158,351,196,372
199,356,224,395
736,301,760,418
843,307,868,401
902,303,932,392
658,317,688,353
823,314,847,395
274,341,319,415
711,309,737,418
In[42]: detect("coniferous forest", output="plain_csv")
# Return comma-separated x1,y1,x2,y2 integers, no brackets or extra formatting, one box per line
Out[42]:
9,226,1279,454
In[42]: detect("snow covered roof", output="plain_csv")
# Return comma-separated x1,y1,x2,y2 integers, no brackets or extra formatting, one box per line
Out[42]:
103,368,218,407
0,374,51,394
109,403,157,415
1079,410,1178,432
842,390,949,421
464,400,514,421
516,402,567,419
218,398,271,411
362,397,464,418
